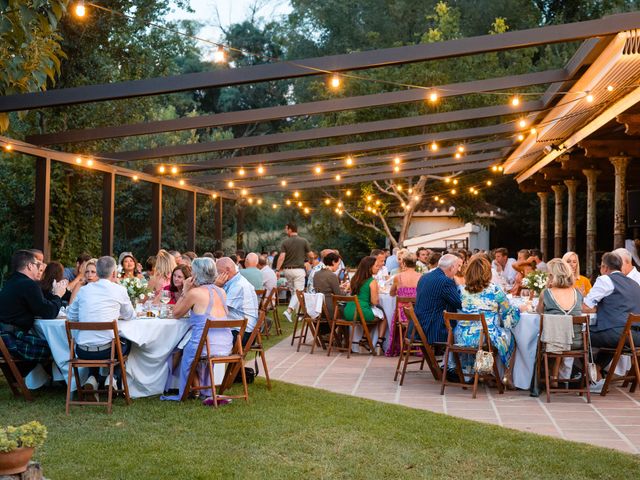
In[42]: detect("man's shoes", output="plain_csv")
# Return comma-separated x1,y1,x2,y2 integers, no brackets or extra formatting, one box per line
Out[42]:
82,376,100,402
589,379,605,393
446,369,463,383
283,309,293,323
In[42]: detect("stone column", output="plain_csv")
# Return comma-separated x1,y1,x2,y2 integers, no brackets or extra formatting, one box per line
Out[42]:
551,184,565,258
537,192,549,261
564,179,580,253
609,156,630,249
582,169,600,277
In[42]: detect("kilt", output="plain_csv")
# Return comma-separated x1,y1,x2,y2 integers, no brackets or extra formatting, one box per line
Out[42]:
1,330,51,362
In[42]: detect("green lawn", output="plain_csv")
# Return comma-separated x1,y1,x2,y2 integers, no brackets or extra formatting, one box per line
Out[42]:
2,308,639,479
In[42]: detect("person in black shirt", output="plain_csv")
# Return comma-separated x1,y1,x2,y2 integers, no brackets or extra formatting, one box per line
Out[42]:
0,250,65,364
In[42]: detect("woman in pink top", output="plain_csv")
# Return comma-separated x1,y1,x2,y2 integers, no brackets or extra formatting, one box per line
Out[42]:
386,252,422,356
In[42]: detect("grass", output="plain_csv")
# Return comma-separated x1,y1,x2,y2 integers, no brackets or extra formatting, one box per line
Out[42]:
2,307,640,479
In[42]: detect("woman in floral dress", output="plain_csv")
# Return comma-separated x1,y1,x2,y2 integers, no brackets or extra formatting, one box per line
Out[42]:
455,255,521,379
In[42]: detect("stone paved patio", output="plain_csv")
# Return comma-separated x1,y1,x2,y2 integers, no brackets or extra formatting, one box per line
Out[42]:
264,336,640,454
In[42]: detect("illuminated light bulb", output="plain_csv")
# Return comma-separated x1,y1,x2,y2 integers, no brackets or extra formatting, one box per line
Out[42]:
430,141,438,152
607,85,614,92
257,166,265,175
517,134,525,141
498,166,504,172
346,190,352,196
585,92,594,103
397,185,402,191
451,189,457,195
434,196,439,201
487,180,493,186
371,208,376,214
4,144,12,151
457,145,465,153
473,190,479,195
366,206,371,212
375,200,381,205
530,127,537,135
132,175,139,182
248,198,254,204
272,204,278,209
393,156,401,165
238,168,245,176
413,195,420,201
228,181,234,188
366,195,372,202
491,166,498,172
286,200,291,205
335,174,341,181
213,45,226,63
469,187,474,193
212,193,218,199
511,96,520,107
158,165,166,174
518,119,527,128
87,159,94,166
393,165,400,173
304,207,310,214
453,179,458,185
408,188,413,194
74,1,86,17
455,153,461,159
325,199,331,205
297,202,303,207
330,74,341,89
345,156,354,166
401,202,406,208
179,179,185,186
337,202,343,208
314,166,322,174
241,189,248,196
281,180,287,186
335,208,340,214
170,166,178,174
439,199,445,204
444,177,450,184
75,157,82,164
294,191,300,198
428,90,438,103
404,204,410,210
257,199,263,205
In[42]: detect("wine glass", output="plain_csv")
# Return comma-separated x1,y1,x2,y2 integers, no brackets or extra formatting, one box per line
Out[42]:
160,290,171,305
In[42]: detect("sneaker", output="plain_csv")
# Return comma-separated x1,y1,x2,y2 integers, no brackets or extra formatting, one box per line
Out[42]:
82,375,100,402
589,379,605,393
283,309,293,323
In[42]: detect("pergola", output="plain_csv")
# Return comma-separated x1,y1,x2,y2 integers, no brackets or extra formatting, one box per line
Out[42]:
1,12,639,263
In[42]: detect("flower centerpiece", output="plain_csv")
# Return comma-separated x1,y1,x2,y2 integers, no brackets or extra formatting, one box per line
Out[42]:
0,421,47,475
415,263,427,274
521,270,548,296
120,277,151,306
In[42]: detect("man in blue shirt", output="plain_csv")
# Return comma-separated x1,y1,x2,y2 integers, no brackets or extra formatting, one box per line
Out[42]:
385,247,400,273
216,257,259,347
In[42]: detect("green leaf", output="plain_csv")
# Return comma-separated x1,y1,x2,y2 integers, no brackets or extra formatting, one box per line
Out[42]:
0,113,9,132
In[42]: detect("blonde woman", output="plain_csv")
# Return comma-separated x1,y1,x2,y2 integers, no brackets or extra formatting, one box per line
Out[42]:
562,251,592,295
68,258,98,304
148,249,177,294
390,248,410,275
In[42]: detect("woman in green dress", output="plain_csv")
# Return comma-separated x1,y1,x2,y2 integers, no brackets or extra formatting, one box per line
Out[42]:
344,256,387,355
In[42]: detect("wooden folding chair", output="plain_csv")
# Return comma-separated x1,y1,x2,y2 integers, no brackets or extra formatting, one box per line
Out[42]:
391,296,418,367
255,290,271,339
65,321,131,414
396,305,442,384
540,315,591,403
598,314,640,397
290,289,306,346
183,319,249,407
263,287,282,336
295,291,330,354
441,312,504,399
327,295,376,359
0,334,34,401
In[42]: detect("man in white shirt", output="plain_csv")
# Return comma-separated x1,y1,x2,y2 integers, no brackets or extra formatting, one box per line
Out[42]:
416,247,430,271
491,247,517,290
258,255,278,295
613,248,640,286
67,256,136,391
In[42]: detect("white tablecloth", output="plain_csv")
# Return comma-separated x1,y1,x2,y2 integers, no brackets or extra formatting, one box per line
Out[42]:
511,312,540,390
27,317,192,398
378,293,396,351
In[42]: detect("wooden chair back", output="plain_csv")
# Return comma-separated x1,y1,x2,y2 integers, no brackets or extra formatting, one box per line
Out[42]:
328,294,374,358
600,313,640,396
0,333,33,401
400,305,442,382
64,320,130,414
295,291,330,354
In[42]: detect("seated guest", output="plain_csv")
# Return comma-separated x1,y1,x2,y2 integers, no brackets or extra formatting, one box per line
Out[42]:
613,248,640,286
414,254,462,345
164,264,192,304
562,251,592,295
456,255,521,382
236,250,246,269
216,257,258,346
214,250,224,260
416,247,430,271
492,247,517,291
344,256,387,355
371,249,390,292
239,253,264,290
0,250,65,370
313,252,349,319
27,249,46,280
143,255,156,281
387,252,422,356
385,247,400,274
68,258,98,304
202,252,215,259
40,261,71,303
530,249,547,272
257,255,277,296
119,252,143,279
169,250,183,266
511,249,535,296
583,252,640,391
162,257,232,403
66,256,136,390
63,252,92,284
427,252,441,272
148,249,177,294
306,249,329,293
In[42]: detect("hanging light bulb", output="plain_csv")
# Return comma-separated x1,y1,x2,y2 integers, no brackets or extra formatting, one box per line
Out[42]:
213,45,226,63
325,199,331,205
345,156,354,166
238,168,245,176
393,156,401,165
486,180,493,186
75,157,82,164
240,189,248,196
170,166,178,174
286,199,291,205
294,191,300,198
179,179,185,186
314,166,322,174
132,175,139,182
607,85,614,92
510,96,520,107
393,165,400,173
585,92,594,103
346,190,352,197
74,1,86,17
430,141,438,151
428,90,438,103
518,119,527,128
517,134,525,141
457,145,465,153
335,174,341,181
257,165,265,175
272,203,278,209
281,180,287,187
330,74,341,89
158,165,166,174
228,181,234,188
86,159,94,166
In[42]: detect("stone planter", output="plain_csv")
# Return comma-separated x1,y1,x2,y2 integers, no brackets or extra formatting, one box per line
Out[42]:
0,447,34,475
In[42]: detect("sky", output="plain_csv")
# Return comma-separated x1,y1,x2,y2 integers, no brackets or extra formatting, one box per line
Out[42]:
168,0,292,57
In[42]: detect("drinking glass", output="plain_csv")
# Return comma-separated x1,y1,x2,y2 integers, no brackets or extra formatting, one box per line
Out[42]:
160,290,171,305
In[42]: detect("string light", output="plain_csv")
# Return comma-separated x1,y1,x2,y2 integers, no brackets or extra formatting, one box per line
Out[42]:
453,179,458,185
3,144,12,151
345,156,354,167
401,202,406,208
408,188,413,194
366,195,372,202
393,156,401,165
248,198,254,204
335,208,341,214
473,190,479,195
434,196,439,201
346,190,352,197
445,177,451,183
294,191,300,198
517,134,525,141
457,145,465,153
179,179,186,186
335,174,341,181
397,185,402,192
518,119,527,128
158,165,166,173
585,92,594,103
530,127,537,135
325,199,331,205
393,165,400,172
469,187,475,193
330,74,341,89
132,175,139,181
257,199,263,205
371,208,377,214
492,166,498,172
213,45,226,63
297,201,303,207
86,159,94,166
413,195,420,201
375,200,381,205
286,200,291,205
498,166,504,172
487,180,493,186
272,203,278,209
451,189,457,195
228,181,234,188
257,165,265,175
238,168,245,176
439,199,445,204
75,157,82,164
304,207,310,214
337,202,343,208
170,166,178,174
240,189,248,196
430,141,438,152
428,90,438,103
607,85,614,92
212,193,218,199
74,1,86,17
314,166,322,174
454,153,461,159
510,96,520,107
281,180,287,186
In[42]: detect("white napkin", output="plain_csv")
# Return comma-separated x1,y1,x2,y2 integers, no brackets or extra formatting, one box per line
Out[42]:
303,292,325,319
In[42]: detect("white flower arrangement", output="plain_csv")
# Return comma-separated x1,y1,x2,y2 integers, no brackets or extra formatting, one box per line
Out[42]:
521,270,548,294
120,277,151,305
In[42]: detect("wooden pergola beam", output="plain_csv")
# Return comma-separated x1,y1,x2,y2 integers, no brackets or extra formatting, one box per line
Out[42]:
579,139,640,158
3,13,637,112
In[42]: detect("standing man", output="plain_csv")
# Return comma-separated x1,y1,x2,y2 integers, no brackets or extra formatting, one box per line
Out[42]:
275,223,311,322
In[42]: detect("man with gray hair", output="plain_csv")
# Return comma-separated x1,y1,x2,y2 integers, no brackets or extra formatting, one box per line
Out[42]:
612,248,640,286
67,256,136,391
414,253,463,345
239,252,264,290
